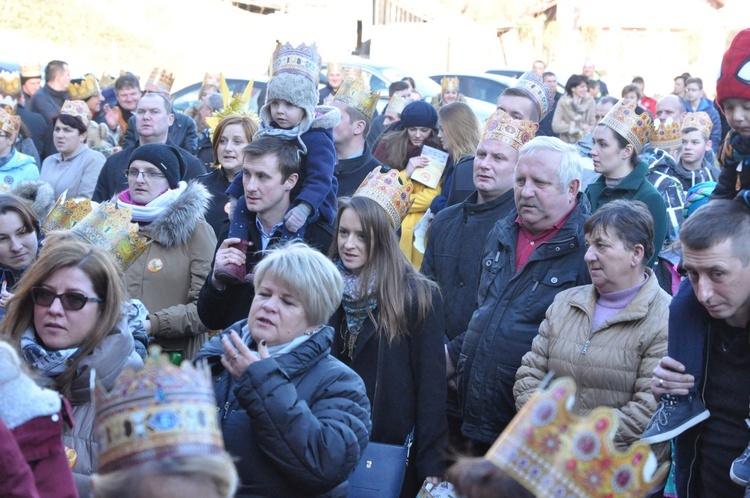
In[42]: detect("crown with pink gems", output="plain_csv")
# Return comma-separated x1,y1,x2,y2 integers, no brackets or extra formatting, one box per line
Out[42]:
270,41,322,86
600,99,652,153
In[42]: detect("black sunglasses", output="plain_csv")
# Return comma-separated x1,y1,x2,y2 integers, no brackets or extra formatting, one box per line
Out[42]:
31,287,104,311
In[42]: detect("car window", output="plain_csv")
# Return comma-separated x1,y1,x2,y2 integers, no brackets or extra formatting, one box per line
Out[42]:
461,77,507,105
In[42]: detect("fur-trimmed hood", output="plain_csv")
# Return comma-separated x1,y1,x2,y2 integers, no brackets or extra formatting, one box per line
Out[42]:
142,180,212,247
11,180,56,223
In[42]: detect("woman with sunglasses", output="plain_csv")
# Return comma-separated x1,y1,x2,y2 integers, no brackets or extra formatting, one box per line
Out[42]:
0,237,143,497
117,143,216,361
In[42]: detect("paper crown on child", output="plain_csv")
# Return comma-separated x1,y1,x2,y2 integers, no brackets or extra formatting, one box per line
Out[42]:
441,76,460,93
94,346,225,474
41,193,93,233
481,108,538,151
650,117,682,151
388,93,410,115
99,73,116,90
145,67,175,94
204,73,259,133
681,111,713,138
60,99,92,127
485,377,668,498
202,72,221,89
333,77,380,122
270,41,322,86
353,166,412,229
599,99,652,153
0,106,21,137
513,71,555,120
67,74,100,102
19,62,42,79
716,28,750,109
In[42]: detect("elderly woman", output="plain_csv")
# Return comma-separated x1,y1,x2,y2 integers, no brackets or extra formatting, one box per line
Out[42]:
40,100,106,198
552,74,596,144
117,143,216,361
0,237,143,496
194,243,371,497
514,200,669,460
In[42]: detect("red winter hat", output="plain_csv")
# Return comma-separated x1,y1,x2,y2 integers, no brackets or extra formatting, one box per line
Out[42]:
716,29,750,110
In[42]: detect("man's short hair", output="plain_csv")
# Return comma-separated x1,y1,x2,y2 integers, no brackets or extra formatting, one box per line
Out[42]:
44,60,67,83
686,77,704,89
388,81,410,97
517,136,582,190
586,79,599,91
584,200,655,266
138,92,172,115
680,199,750,266
542,71,556,79
499,87,540,122
242,136,300,182
341,106,371,136
115,73,140,93
632,76,645,85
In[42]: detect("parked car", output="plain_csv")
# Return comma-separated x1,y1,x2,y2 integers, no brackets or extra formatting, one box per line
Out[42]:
485,68,527,79
429,72,518,107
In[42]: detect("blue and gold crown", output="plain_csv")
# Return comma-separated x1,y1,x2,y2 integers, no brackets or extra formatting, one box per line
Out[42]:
481,109,538,151
600,100,652,153
333,77,380,122
94,347,225,474
486,378,668,498
271,41,322,86
514,71,555,120
354,166,412,229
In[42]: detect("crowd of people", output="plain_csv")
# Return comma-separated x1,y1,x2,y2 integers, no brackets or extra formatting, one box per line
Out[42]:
1,27,750,498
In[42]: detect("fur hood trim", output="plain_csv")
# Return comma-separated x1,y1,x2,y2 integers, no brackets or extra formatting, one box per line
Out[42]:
11,180,56,223
311,105,341,130
143,181,212,247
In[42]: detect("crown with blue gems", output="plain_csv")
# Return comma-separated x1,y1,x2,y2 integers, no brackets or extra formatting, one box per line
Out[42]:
333,76,380,122
481,108,538,151
270,41,322,86
353,166,412,229
514,71,555,120
600,99,652,153
486,377,668,498
94,346,225,474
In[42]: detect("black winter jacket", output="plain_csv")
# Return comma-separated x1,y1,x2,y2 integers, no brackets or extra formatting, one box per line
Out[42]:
123,113,200,155
449,194,591,444
334,142,381,198
195,323,371,498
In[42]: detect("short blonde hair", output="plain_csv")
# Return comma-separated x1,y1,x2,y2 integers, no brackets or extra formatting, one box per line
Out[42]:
254,242,343,325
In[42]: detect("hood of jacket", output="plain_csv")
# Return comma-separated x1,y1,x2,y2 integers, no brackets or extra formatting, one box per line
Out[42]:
0,149,35,172
142,180,212,247
11,180,56,224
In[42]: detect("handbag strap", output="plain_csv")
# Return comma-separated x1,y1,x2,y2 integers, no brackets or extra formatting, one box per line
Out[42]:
372,333,415,452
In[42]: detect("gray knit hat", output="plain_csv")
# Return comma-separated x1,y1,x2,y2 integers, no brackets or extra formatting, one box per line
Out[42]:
260,72,318,132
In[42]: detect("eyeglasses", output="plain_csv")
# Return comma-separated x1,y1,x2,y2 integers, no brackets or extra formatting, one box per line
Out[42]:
125,169,167,180
31,287,104,311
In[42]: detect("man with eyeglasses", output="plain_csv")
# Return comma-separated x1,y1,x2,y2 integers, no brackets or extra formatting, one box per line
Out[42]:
92,93,205,202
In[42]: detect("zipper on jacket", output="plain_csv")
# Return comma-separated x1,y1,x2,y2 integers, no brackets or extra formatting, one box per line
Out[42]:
531,281,539,292
581,338,591,355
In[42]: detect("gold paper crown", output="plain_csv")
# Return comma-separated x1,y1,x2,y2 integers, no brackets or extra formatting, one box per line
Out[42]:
99,72,116,90
0,70,21,98
481,109,538,151
19,62,41,78
342,66,362,79
95,346,225,474
600,99,652,153
0,107,21,137
514,71,555,120
60,100,92,127
70,202,151,271
205,73,260,133
681,111,713,138
486,378,668,498
145,67,175,94
202,72,220,89
333,77,379,122
271,42,322,86
650,117,682,151
441,76,460,93
327,62,343,74
41,193,93,233
353,166,412,229
388,93,409,115
67,74,100,101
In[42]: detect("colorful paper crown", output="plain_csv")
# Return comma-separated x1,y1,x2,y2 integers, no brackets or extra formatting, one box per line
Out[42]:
681,111,713,138
0,107,21,137
333,77,379,122
486,377,668,498
342,66,362,79
70,201,151,271
94,346,225,474
60,100,92,127
19,62,41,79
99,73,116,90
67,74,100,101
327,62,343,74
271,42,322,86
205,73,260,133
41,193,93,233
388,93,409,115
650,117,681,151
353,166,412,229
202,72,220,89
145,67,175,94
481,108,538,151
600,100,652,153
0,70,21,98
514,71,555,120
441,76,460,93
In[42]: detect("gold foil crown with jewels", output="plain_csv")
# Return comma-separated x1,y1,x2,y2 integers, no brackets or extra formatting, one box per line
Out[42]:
146,67,175,94
342,66,363,79
67,74,101,101
486,377,668,498
441,76,460,93
514,71,555,120
94,346,225,474
99,73,116,90
70,201,151,271
333,77,379,122
388,93,409,115
0,70,21,98
271,42,322,86
353,166,412,229
650,117,682,151
0,107,21,137
60,100,92,127
481,109,538,151
41,193,93,233
19,62,41,79
600,99,652,153
681,111,713,138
